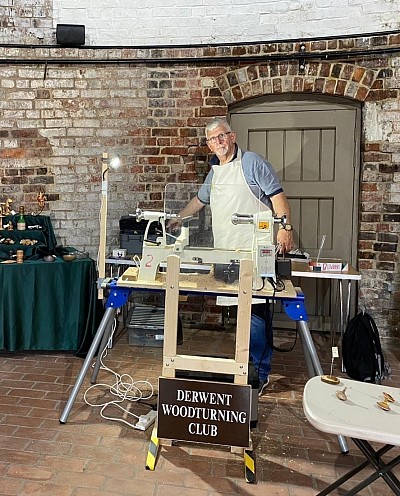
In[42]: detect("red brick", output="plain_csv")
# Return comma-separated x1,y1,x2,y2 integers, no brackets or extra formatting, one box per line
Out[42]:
7,465,53,481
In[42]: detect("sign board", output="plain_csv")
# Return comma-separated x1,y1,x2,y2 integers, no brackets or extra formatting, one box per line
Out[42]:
157,377,251,447
309,261,349,272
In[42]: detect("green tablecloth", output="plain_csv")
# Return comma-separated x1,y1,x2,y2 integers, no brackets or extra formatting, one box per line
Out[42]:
0,256,99,352
0,215,58,261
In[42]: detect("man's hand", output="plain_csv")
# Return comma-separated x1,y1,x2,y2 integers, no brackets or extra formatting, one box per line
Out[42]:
277,229,293,254
167,217,182,232
167,196,205,233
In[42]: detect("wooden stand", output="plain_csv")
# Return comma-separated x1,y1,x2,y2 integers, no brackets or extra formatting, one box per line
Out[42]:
146,255,256,482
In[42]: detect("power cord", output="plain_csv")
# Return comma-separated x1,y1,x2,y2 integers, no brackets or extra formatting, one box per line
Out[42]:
132,254,141,266
83,324,157,430
254,282,275,386
254,275,286,293
268,275,286,292
253,276,266,292
273,329,298,353
266,276,298,352
255,276,299,385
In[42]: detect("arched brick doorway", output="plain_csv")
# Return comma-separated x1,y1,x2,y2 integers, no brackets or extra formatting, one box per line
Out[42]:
205,60,380,331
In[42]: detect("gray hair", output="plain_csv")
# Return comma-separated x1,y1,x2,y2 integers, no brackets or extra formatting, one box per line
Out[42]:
205,117,232,137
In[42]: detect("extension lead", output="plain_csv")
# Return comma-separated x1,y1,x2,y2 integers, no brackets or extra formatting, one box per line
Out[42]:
83,321,157,431
136,410,157,431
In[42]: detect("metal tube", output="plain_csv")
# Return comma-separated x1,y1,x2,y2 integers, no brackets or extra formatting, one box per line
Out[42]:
297,320,349,454
59,307,117,424
231,213,254,225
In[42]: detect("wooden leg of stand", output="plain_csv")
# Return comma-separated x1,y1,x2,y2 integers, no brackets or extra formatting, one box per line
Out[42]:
145,426,160,471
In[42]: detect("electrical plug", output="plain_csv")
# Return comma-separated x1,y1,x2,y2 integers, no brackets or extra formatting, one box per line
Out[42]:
136,410,157,431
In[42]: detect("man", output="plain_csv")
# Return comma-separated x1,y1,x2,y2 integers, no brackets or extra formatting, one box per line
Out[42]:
172,117,293,395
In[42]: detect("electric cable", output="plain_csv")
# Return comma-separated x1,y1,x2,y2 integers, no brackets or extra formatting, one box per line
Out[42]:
272,330,298,353
268,276,299,353
253,277,266,292
256,275,299,388
83,320,157,430
270,275,286,292
132,254,141,266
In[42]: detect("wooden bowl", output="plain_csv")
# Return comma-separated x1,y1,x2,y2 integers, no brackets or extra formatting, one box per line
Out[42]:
63,254,76,262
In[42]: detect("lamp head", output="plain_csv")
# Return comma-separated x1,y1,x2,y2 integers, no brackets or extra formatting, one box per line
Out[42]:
109,155,121,170
101,152,121,179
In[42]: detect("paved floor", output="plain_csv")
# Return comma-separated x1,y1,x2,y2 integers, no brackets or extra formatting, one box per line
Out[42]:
0,321,399,496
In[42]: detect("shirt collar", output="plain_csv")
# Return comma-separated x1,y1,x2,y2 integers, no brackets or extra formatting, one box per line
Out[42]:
210,144,238,165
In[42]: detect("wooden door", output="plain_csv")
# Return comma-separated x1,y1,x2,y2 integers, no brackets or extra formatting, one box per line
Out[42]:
230,97,361,330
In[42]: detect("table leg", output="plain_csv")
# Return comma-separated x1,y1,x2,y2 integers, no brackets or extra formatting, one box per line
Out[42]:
340,280,352,373
59,306,117,424
90,315,115,384
297,320,324,376
297,319,349,454
317,442,400,496
351,439,400,495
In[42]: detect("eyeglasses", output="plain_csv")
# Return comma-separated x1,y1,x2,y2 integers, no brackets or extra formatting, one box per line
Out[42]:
206,131,232,144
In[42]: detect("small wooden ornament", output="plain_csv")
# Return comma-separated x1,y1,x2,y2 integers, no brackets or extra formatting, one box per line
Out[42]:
320,375,340,385
383,392,394,403
335,387,348,401
377,400,390,411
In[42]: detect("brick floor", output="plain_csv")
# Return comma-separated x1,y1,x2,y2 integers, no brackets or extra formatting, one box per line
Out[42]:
0,323,399,496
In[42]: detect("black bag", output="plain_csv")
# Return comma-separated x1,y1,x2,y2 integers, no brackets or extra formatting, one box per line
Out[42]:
342,311,385,383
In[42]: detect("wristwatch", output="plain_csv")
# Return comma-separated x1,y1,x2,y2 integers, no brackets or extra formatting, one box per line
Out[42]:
279,223,293,231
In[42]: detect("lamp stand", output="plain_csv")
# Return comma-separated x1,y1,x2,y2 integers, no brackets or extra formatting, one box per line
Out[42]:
98,152,109,299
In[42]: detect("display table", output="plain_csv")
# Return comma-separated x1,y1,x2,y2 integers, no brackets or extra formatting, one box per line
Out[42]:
291,260,361,348
0,214,57,260
0,257,98,352
291,260,361,281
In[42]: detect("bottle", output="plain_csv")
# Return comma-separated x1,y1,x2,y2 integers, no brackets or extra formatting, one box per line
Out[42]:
16,249,24,264
17,206,26,231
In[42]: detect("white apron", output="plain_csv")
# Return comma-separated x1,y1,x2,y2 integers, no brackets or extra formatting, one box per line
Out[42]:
210,148,268,250
211,149,269,306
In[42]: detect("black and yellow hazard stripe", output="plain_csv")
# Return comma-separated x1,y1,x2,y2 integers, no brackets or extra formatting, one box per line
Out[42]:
145,426,159,470
244,449,256,483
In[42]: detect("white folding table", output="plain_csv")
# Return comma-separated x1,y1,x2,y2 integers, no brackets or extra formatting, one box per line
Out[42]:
303,376,400,495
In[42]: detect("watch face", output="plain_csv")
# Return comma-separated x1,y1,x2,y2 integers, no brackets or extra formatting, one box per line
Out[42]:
285,224,293,231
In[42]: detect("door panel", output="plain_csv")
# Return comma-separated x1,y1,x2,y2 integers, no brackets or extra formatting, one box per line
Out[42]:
231,101,360,330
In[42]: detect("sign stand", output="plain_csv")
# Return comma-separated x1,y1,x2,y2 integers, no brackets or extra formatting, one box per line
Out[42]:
146,255,256,483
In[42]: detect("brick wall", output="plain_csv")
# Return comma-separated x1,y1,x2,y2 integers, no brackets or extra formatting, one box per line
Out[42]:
0,0,53,44
2,1,400,46
0,34,399,338
52,1,400,46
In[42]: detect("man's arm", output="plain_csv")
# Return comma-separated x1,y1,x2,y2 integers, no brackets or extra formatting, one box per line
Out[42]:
168,196,205,230
270,192,293,253
179,196,205,219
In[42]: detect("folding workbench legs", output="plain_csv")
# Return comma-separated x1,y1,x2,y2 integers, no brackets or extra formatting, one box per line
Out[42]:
59,286,131,424
60,281,347,457
282,293,349,454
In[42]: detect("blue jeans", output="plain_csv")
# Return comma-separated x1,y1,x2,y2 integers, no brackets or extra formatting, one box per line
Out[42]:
250,313,273,382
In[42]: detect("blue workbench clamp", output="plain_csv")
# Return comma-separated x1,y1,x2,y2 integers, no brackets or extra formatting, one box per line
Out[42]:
105,282,132,309
282,289,308,321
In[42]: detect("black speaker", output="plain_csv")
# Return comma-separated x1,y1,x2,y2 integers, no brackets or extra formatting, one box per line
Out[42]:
56,24,85,46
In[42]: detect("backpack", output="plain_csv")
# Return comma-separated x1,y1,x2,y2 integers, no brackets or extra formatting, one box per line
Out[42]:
342,311,385,383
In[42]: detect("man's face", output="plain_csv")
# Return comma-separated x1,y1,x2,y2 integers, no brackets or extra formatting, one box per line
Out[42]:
206,125,236,163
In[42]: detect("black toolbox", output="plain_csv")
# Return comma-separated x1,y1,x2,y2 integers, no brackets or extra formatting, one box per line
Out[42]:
119,216,160,255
